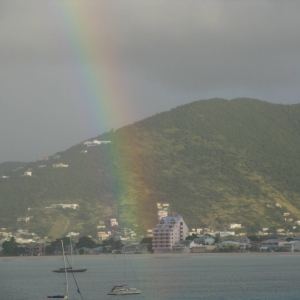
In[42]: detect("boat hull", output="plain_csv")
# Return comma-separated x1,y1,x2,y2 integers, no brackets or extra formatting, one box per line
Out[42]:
107,289,141,295
46,295,68,299
52,269,87,273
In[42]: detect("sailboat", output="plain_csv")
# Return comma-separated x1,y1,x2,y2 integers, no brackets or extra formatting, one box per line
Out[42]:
47,240,69,299
53,237,87,273
107,245,141,295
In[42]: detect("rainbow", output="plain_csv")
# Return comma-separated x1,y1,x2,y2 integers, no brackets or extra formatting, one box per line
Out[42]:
50,1,134,132
48,1,152,228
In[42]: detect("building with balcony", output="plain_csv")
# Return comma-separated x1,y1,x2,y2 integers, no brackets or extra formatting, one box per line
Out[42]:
152,216,189,253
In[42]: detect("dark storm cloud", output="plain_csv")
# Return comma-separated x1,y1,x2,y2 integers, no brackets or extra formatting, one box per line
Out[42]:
1,0,300,162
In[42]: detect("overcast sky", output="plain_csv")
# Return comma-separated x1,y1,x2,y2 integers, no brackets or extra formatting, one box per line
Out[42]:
1,0,300,163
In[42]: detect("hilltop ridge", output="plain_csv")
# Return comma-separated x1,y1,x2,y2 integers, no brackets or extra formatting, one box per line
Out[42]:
1,98,300,238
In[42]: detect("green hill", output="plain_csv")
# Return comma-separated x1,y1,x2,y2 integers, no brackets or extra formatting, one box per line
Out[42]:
0,161,26,175
1,98,300,238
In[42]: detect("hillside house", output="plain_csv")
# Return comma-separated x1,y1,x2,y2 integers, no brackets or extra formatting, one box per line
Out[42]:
98,232,109,238
229,223,242,229
158,210,168,219
17,217,33,222
83,140,111,147
147,229,153,237
66,232,79,237
110,219,118,226
47,204,78,209
53,163,68,168
23,171,32,176
283,212,290,217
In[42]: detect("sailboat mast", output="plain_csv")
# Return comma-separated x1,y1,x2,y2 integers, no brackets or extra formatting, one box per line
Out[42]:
124,244,127,285
61,240,69,297
70,235,73,267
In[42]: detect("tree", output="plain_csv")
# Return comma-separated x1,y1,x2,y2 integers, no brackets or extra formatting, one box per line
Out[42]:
2,237,18,256
186,233,197,241
140,237,153,252
75,236,97,249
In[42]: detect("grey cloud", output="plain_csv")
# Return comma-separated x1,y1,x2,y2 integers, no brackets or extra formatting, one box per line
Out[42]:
1,0,300,162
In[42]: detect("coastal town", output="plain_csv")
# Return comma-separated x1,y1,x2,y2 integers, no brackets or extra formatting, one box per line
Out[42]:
2,201,300,256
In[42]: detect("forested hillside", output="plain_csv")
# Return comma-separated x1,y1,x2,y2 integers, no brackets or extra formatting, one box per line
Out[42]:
1,98,300,238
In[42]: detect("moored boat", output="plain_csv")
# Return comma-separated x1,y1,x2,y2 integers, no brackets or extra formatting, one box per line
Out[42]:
107,285,141,295
52,267,87,273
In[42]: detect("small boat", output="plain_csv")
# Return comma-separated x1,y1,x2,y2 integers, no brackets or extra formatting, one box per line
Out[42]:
52,267,87,273
47,241,69,300
107,285,141,295
52,236,87,273
46,296,68,299
107,245,141,295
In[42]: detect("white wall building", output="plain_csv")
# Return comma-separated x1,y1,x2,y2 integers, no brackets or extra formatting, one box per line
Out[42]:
229,223,242,229
152,216,189,253
53,163,68,168
47,204,78,209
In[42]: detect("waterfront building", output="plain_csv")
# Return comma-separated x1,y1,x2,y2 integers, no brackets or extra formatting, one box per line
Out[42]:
152,216,189,253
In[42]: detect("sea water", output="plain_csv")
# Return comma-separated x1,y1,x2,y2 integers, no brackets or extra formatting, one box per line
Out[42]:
1,254,300,300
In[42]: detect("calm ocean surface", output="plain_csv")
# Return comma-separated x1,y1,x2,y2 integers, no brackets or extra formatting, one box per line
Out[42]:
1,254,300,300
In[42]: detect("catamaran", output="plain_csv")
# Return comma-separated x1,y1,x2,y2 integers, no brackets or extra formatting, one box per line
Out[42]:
107,245,141,295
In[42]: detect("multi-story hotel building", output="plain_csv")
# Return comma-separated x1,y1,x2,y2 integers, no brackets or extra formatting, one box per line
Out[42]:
152,216,189,253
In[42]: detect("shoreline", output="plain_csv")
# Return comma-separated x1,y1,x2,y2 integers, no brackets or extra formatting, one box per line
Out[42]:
1,251,300,260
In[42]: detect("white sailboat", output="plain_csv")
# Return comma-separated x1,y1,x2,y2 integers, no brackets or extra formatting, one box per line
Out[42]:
47,240,69,299
107,245,141,295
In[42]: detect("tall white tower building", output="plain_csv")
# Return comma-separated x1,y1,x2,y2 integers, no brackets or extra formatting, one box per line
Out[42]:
152,216,189,253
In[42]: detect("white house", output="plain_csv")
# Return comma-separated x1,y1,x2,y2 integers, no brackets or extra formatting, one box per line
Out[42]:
24,171,32,176
17,217,33,222
229,223,242,229
218,240,250,250
158,210,168,219
83,140,111,146
110,219,119,226
53,163,68,168
48,204,78,209
152,216,189,253
219,231,235,237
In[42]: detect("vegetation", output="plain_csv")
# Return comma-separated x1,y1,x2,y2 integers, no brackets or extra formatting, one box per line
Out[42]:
1,237,24,256
1,98,300,237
